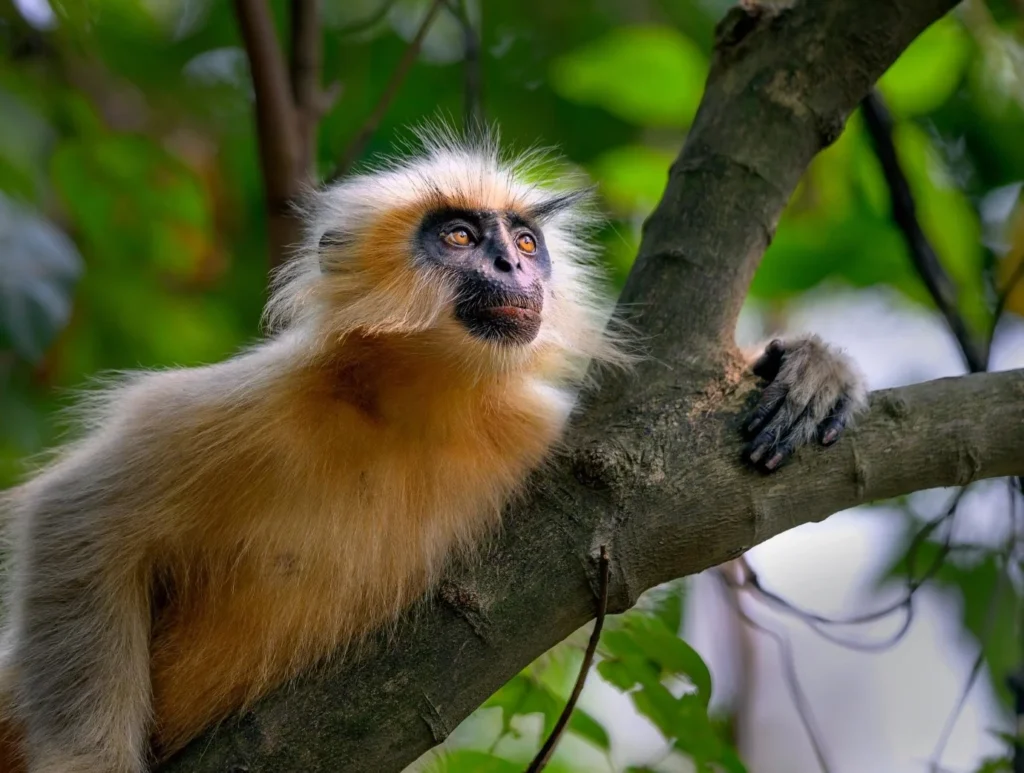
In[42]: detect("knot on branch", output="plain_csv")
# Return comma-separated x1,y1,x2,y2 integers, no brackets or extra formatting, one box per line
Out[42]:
716,4,768,50
571,441,631,493
437,579,491,642
879,393,910,421
420,691,453,743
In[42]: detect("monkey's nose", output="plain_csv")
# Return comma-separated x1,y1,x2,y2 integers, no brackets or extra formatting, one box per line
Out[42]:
493,255,515,273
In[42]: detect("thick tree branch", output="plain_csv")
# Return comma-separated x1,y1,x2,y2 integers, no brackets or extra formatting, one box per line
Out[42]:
444,0,483,131
289,0,323,177
234,0,304,269
164,370,1024,773
624,0,960,366
161,1,1014,772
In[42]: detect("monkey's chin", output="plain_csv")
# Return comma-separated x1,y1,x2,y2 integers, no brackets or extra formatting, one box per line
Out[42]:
457,306,542,346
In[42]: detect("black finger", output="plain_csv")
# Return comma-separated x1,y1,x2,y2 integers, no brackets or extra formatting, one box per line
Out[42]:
753,401,813,472
746,379,788,435
818,395,851,446
747,402,796,463
747,426,777,465
752,339,786,381
763,440,795,471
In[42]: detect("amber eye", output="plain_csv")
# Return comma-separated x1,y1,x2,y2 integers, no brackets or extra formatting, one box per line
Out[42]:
516,233,537,255
443,228,474,247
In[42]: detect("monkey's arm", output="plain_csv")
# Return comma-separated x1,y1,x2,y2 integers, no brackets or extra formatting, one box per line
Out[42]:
742,334,867,471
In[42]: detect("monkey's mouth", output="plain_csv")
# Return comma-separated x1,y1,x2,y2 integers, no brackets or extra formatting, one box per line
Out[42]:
455,292,543,345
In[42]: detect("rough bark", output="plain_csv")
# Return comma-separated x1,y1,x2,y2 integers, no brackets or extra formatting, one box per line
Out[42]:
163,1,1020,771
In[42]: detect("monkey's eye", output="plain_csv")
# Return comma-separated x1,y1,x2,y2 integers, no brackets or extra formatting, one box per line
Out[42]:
443,228,475,248
516,233,537,255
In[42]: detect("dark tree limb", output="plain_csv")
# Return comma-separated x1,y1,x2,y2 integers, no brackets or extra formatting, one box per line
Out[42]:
444,0,483,131
233,0,304,270
861,89,989,373
161,2,1020,772
289,0,324,177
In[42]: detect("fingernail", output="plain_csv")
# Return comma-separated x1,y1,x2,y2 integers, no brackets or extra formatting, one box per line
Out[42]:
749,446,766,463
822,429,838,445
765,452,784,470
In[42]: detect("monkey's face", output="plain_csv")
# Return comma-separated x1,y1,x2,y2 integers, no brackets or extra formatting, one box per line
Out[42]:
416,208,551,347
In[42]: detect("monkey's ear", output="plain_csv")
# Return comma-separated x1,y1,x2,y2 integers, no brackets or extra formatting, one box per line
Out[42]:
318,230,353,272
525,186,595,223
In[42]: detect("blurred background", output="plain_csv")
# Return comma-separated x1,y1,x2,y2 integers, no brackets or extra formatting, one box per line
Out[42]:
1,1,1023,771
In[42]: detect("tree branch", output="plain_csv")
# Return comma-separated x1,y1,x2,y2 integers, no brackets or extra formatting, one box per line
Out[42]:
289,0,323,178
233,0,304,269
161,1,1013,771
444,0,483,131
623,0,960,365
164,369,1024,773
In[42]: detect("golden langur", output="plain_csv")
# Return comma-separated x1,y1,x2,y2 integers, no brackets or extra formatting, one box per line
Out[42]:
0,130,865,772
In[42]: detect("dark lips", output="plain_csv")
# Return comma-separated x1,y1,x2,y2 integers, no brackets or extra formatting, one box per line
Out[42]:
456,295,543,345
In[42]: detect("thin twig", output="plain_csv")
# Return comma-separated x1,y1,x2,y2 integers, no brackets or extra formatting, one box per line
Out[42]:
861,89,988,373
1006,479,1023,773
863,88,1024,772
929,479,1015,771
289,0,323,177
730,490,964,653
715,490,964,772
233,0,303,269
525,546,610,773
1013,666,1024,773
331,0,445,180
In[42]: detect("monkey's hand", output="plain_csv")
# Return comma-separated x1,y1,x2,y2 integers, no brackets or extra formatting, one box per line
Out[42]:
743,334,867,472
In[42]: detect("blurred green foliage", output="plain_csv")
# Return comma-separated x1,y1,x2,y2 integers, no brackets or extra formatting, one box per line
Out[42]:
1,0,1023,771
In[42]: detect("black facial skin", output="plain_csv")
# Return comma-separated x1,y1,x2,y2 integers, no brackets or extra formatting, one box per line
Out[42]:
416,207,553,345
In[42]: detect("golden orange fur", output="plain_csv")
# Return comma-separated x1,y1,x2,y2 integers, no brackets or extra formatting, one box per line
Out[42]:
0,129,628,772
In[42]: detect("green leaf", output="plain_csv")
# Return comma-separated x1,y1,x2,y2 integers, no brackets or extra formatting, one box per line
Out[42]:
597,657,641,691
755,112,988,326
876,122,987,329
882,527,1021,706
591,145,675,214
625,615,712,703
479,662,611,755
629,674,685,737
51,135,213,279
532,642,585,701
0,193,83,362
0,87,55,203
878,15,971,117
567,707,611,752
649,579,687,636
419,749,524,773
551,26,707,127
598,609,743,771
515,678,563,738
482,673,531,736
973,757,1013,773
